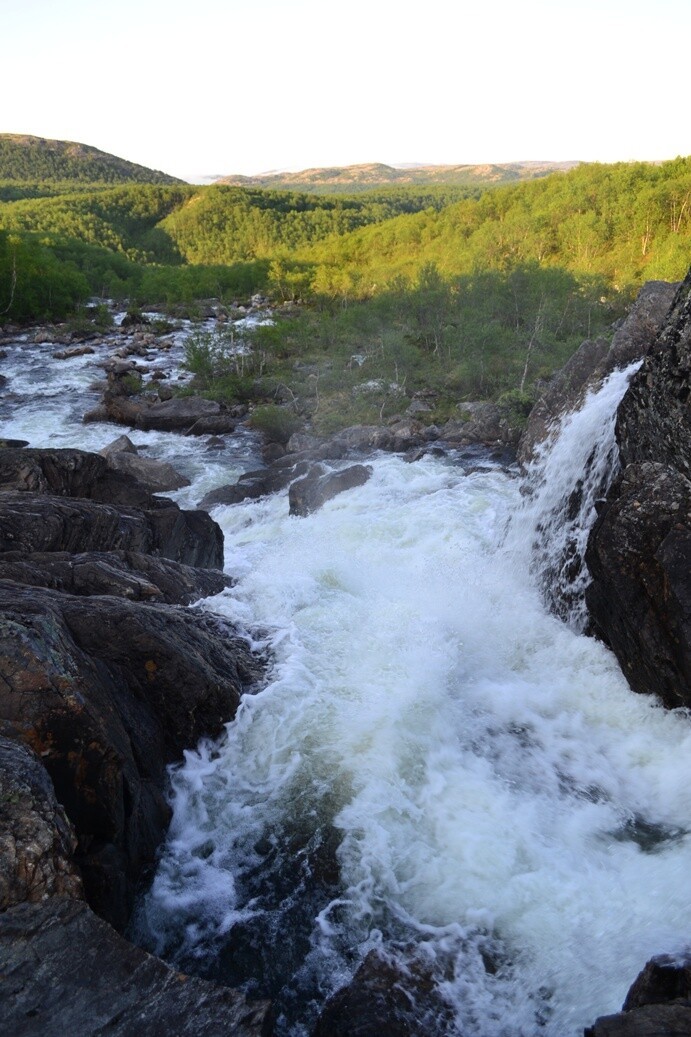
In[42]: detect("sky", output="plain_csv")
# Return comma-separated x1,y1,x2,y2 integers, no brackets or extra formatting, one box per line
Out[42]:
4,0,691,182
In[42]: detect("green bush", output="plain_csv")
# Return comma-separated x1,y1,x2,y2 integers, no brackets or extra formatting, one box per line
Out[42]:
249,404,302,444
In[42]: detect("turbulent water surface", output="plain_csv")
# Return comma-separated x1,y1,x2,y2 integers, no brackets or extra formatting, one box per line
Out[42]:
4,327,691,1036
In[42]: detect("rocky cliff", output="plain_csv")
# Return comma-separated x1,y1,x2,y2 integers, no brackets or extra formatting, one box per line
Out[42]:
0,447,272,1036
581,268,691,1033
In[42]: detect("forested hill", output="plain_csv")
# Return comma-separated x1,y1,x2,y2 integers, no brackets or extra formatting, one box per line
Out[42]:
0,135,184,185
215,161,578,193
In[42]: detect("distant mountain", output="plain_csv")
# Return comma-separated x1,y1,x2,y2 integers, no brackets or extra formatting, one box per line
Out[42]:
0,134,184,185
214,161,580,193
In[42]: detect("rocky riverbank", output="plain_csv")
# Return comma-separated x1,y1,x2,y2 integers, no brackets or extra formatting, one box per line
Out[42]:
0,446,272,1035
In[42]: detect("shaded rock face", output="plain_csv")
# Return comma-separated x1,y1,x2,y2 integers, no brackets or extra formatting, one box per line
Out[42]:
518,281,677,464
586,463,691,708
0,899,273,1037
0,736,82,909
585,954,691,1036
0,549,230,603
0,580,261,929
586,269,691,711
0,446,223,570
0,441,271,1034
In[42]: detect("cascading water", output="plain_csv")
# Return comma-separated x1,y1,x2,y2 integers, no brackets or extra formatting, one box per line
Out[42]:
3,325,690,1035
130,365,691,1035
504,361,642,629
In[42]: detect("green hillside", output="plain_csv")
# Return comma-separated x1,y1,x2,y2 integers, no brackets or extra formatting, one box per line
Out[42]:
0,135,184,185
2,146,691,429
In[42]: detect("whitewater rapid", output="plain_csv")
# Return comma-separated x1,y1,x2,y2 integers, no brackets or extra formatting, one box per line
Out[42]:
136,375,691,1035
3,327,691,1035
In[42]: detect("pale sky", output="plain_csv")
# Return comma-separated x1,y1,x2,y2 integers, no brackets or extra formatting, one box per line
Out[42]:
4,0,690,181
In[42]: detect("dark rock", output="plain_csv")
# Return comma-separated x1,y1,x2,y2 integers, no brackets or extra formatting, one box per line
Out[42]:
185,414,238,436
0,900,273,1037
0,580,261,928
585,954,691,1036
616,273,691,478
102,393,223,432
0,438,28,449
100,434,138,456
0,735,82,909
104,451,191,493
586,1004,691,1035
586,463,691,709
289,464,372,517
198,462,312,509
0,550,230,604
0,491,223,569
585,269,691,710
623,954,691,1010
52,345,95,360
313,950,452,1037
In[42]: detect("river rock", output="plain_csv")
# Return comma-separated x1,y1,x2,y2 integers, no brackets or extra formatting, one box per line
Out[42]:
0,898,273,1037
585,953,691,1036
0,549,230,603
103,450,191,493
289,464,372,517
101,393,225,432
0,735,83,909
198,461,312,509
313,951,453,1037
0,580,262,928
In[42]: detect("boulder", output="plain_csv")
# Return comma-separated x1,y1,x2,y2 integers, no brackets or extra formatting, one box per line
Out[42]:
101,393,224,432
0,580,262,929
0,899,273,1037
289,464,372,517
198,462,312,510
585,954,691,1036
104,451,191,493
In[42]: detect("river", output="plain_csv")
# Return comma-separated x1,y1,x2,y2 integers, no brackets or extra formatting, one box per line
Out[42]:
3,320,691,1036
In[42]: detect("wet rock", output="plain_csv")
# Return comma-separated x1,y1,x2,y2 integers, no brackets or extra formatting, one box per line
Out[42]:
0,735,82,909
100,434,138,456
289,464,372,517
585,954,691,1036
0,550,230,603
0,898,273,1037
0,580,261,928
198,462,312,509
313,951,453,1037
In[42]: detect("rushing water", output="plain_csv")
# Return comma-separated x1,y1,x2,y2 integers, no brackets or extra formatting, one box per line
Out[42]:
3,325,691,1035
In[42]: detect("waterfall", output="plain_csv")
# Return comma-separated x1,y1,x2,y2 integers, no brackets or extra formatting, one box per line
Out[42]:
133,373,691,1037
3,324,689,1037
505,362,641,629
